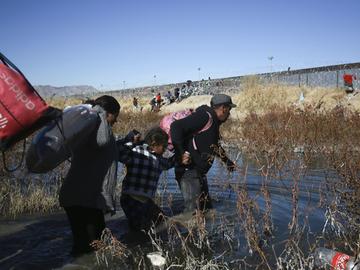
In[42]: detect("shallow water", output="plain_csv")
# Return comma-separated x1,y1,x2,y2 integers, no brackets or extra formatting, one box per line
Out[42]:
0,155,334,269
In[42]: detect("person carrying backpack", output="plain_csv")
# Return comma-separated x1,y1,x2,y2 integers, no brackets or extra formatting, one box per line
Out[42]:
170,94,237,213
58,95,121,257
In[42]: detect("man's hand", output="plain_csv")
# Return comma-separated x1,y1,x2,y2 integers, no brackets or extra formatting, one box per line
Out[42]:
181,151,191,165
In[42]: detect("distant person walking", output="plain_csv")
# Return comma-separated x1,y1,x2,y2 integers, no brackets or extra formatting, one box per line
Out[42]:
165,91,175,104
343,73,357,93
133,97,138,108
170,94,236,213
155,93,163,110
150,96,156,112
132,97,142,111
183,80,194,98
174,87,180,102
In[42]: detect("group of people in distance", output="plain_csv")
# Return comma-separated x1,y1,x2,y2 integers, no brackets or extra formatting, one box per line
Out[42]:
140,73,357,114
59,93,237,257
147,80,197,112
149,92,164,112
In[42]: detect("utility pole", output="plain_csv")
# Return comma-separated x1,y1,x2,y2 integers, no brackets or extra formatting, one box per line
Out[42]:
198,67,201,87
268,56,274,73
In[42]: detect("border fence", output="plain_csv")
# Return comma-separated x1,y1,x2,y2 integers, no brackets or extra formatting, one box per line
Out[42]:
106,62,360,97
213,62,360,91
256,62,360,89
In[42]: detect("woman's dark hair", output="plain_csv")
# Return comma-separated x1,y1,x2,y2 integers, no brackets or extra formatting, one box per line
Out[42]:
144,127,168,147
84,95,120,114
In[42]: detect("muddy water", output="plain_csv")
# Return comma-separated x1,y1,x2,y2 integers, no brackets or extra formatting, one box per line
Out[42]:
0,155,332,269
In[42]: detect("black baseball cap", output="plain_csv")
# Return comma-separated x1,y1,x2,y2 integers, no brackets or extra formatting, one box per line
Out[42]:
210,94,236,108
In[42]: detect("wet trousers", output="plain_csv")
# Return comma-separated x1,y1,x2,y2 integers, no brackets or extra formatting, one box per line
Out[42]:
64,206,105,256
120,194,164,231
175,168,213,213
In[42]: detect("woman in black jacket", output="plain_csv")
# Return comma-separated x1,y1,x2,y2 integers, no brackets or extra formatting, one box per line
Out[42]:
59,95,120,256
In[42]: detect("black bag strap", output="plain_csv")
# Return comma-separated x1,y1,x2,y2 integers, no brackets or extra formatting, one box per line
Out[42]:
0,52,46,103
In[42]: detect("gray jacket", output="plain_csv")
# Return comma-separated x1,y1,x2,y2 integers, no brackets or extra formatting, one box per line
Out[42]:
59,105,118,214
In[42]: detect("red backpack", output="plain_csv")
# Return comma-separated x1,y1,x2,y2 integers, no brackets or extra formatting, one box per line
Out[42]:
0,52,60,169
159,108,213,151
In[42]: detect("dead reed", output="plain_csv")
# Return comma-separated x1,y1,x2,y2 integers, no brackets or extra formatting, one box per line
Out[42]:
0,97,163,218
1,89,360,268
0,175,62,218
235,104,360,268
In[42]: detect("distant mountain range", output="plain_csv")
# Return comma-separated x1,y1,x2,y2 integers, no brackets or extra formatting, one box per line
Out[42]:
34,85,99,97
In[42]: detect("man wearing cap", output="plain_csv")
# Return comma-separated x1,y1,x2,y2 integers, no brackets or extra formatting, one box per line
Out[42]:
170,94,236,213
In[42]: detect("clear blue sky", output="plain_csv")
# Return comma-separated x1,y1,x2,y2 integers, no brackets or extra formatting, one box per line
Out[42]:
1,0,359,89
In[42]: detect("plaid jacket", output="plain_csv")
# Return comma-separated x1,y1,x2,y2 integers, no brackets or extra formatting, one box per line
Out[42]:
117,141,175,199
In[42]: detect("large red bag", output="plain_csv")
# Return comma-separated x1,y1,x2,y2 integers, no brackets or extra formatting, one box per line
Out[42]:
0,52,60,152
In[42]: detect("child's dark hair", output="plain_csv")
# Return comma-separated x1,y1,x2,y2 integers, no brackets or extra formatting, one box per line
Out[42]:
84,95,120,114
144,127,168,147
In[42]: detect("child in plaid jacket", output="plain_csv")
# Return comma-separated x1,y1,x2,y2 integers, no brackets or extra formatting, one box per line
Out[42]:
117,127,189,231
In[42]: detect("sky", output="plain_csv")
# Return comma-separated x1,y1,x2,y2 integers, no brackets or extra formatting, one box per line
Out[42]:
1,0,359,90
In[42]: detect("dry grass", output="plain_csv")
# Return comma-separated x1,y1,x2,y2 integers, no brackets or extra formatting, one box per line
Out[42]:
150,77,360,121
78,85,360,268
91,228,130,267
1,82,360,268
237,104,360,263
233,80,360,118
113,111,163,137
91,101,360,269
91,211,235,269
46,96,84,109
0,177,62,218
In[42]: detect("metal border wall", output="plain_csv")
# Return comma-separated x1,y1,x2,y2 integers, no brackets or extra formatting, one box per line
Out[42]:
104,62,360,97
233,62,360,89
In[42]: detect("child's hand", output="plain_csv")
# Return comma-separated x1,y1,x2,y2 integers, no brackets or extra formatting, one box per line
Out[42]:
181,151,191,165
125,129,141,143
131,129,142,143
